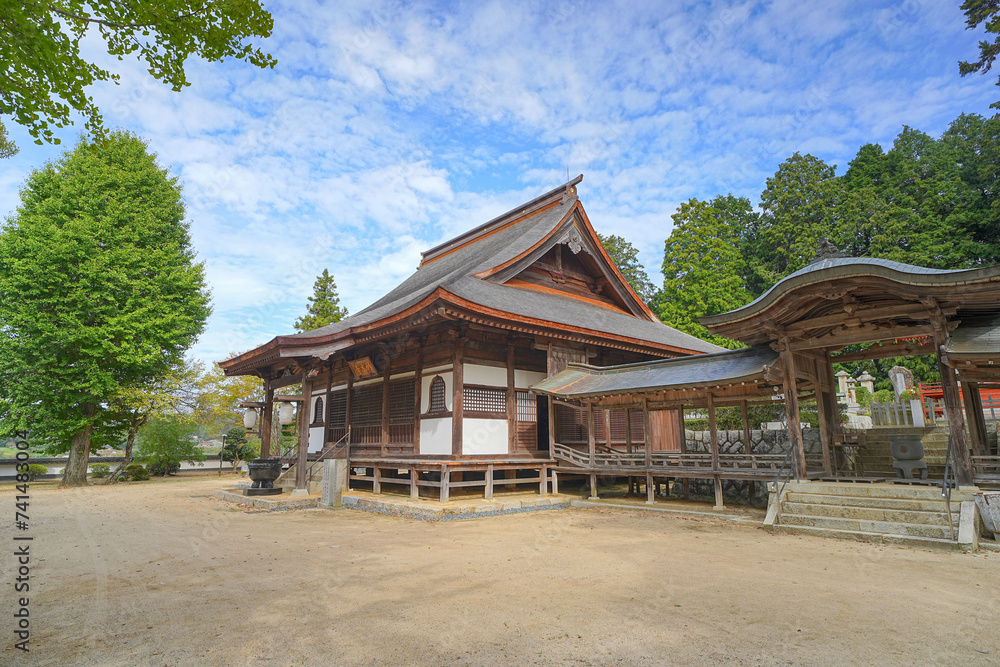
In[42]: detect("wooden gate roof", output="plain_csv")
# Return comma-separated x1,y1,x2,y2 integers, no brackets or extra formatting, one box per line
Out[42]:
532,345,780,403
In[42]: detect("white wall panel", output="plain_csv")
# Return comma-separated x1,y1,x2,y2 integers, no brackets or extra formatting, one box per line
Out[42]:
419,417,452,455
463,418,508,455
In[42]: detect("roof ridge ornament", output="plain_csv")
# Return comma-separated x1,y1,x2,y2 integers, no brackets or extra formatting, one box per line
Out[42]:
811,239,847,264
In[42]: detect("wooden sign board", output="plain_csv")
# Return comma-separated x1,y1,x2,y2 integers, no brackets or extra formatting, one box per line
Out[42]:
348,356,379,380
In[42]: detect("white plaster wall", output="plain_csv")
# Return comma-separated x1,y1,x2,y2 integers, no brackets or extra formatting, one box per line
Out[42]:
515,370,548,389
421,370,453,413
420,417,452,455
463,418,508,455
465,363,506,387
308,426,324,453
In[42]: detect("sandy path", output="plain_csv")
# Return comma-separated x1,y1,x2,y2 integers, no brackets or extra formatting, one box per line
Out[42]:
1,474,997,666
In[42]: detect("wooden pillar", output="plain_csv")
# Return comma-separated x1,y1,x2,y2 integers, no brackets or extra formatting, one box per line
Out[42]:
548,396,556,451
713,476,724,510
551,469,559,494
815,352,834,474
373,465,381,494
646,473,654,504
506,344,516,453
539,464,547,495
708,393,720,472
261,381,274,458
345,373,354,444
587,401,596,467
625,408,633,453
962,381,989,458
932,315,974,486
625,407,634,496
439,465,450,502
677,404,689,499
413,346,423,454
642,399,653,469
741,399,754,500
486,463,494,500
410,467,418,500
452,341,464,457
381,360,390,456
778,338,806,480
589,473,598,500
295,378,313,491
604,408,612,449
323,363,333,446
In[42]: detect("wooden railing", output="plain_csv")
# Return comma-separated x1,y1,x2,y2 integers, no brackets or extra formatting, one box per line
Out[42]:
551,443,824,473
973,455,1000,483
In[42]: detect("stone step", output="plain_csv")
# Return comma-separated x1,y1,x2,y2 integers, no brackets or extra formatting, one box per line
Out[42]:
769,523,960,551
782,481,975,501
785,491,955,512
778,513,955,539
781,501,958,525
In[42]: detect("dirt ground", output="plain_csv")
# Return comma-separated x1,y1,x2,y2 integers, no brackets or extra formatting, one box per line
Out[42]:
2,474,998,667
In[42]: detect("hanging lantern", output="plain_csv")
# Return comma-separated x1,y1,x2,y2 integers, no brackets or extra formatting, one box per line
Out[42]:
277,402,295,426
242,407,258,430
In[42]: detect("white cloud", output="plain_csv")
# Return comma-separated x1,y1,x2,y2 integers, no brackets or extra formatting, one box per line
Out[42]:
1,0,996,364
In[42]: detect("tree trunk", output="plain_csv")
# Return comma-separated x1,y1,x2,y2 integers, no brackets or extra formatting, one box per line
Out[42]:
62,402,96,487
107,423,138,484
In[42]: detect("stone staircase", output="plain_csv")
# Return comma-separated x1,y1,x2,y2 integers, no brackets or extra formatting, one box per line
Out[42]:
276,461,324,494
853,426,950,479
766,481,978,550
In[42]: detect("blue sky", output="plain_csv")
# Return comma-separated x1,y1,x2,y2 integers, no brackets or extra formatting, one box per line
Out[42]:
1,0,996,365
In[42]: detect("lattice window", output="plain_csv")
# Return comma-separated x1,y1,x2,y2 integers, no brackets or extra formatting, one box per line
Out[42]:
608,409,627,442
630,410,644,443
388,378,415,424
516,391,536,423
427,376,447,413
352,384,383,427
593,408,606,441
311,397,324,425
464,386,505,415
555,403,586,443
327,390,347,429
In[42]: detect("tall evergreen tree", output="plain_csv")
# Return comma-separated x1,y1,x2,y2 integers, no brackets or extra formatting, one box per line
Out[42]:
658,196,755,349
0,132,211,485
751,153,840,291
598,234,658,306
294,269,347,332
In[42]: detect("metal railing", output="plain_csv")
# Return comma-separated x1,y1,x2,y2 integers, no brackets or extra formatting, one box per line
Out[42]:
771,443,800,525
305,426,351,482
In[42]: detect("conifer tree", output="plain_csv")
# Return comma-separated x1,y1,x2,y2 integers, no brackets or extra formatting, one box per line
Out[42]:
294,269,347,332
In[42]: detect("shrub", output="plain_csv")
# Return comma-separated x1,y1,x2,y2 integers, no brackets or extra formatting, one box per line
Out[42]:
89,463,110,478
123,463,150,481
146,458,181,477
873,389,895,405
25,464,48,480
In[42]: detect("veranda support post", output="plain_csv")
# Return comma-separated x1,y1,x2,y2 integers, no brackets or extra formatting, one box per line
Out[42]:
708,393,724,509
778,338,806,480
294,378,313,493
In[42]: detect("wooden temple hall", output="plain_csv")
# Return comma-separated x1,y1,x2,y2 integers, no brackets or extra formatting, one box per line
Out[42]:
221,177,1000,507
219,177,719,499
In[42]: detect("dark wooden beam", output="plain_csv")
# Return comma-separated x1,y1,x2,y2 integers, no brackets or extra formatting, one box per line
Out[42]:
413,345,423,455
931,310,973,486
788,323,935,351
294,377,312,491
506,343,516,453
832,339,935,362
779,337,806,479
261,382,274,459
452,340,464,457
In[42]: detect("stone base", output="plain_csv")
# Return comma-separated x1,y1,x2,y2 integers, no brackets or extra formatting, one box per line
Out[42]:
241,487,283,497
290,488,310,497
213,489,319,510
